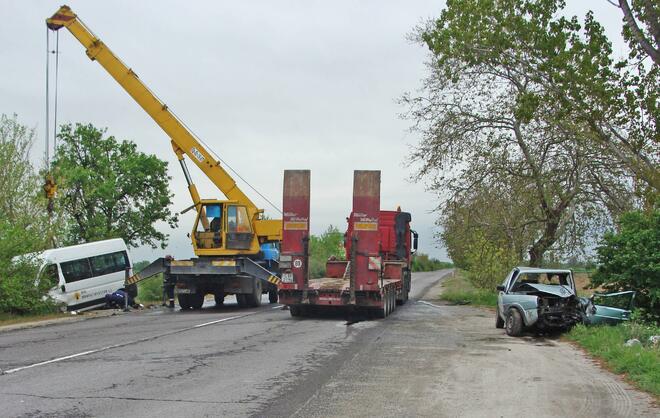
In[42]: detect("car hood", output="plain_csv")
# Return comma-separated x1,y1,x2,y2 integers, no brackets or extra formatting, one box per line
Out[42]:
524,283,575,297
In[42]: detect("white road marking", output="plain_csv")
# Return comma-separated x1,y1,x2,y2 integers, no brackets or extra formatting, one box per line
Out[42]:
272,305,283,309
418,300,443,309
2,312,256,375
193,315,245,328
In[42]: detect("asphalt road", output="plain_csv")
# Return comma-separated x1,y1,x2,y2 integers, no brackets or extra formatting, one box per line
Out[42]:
0,271,657,417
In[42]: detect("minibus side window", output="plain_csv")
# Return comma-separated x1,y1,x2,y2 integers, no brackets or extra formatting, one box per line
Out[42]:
60,259,92,283
90,251,128,276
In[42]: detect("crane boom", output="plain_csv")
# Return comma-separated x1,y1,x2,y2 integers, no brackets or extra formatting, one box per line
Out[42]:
46,6,281,256
46,6,255,210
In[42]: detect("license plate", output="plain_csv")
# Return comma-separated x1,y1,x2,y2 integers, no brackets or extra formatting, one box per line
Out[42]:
281,272,294,283
174,288,192,294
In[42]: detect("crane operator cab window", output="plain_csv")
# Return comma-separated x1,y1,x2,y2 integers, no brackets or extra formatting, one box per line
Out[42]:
226,205,253,250
195,204,223,249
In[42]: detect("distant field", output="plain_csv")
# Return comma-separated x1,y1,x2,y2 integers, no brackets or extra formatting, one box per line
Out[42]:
573,272,602,297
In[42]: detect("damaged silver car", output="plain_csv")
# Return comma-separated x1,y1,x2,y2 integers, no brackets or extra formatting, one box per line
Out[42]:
496,267,634,336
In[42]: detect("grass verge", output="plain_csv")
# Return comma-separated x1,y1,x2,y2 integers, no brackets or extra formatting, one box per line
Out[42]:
566,322,660,396
0,311,67,327
439,271,497,307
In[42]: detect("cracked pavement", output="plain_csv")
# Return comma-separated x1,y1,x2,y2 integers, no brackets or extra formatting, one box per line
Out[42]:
1,271,658,417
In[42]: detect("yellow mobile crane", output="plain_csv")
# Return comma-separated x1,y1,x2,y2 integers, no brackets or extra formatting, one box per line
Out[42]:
47,5,282,309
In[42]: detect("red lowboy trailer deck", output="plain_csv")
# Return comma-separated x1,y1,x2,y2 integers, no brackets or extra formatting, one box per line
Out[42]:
278,170,418,318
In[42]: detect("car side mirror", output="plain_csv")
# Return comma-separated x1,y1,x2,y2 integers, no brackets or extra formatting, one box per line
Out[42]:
61,285,66,292
496,285,506,292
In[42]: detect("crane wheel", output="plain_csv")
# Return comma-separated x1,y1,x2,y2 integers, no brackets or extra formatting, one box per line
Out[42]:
178,294,191,310
268,288,278,304
244,279,262,307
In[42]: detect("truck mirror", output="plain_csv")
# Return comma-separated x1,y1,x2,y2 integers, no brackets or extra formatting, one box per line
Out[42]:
61,285,66,292
411,230,419,253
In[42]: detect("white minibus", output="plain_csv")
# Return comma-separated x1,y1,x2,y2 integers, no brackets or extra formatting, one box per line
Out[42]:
34,238,135,311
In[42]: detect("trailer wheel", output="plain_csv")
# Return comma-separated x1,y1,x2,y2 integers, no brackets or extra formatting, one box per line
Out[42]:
289,305,302,317
268,288,278,304
375,294,387,319
214,293,225,306
178,294,191,310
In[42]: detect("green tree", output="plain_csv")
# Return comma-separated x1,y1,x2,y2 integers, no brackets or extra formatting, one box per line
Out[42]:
53,123,177,248
0,114,56,314
403,0,648,266
591,208,660,321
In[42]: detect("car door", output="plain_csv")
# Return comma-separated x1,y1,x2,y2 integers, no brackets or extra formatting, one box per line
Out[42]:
587,291,636,325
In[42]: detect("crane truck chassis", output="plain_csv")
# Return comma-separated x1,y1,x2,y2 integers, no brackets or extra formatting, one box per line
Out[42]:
278,170,418,318
46,6,282,309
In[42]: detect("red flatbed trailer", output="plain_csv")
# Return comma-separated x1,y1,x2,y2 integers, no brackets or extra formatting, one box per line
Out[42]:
278,170,417,318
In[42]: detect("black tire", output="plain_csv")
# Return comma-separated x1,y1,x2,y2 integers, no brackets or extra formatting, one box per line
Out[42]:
495,310,505,329
214,293,225,306
375,292,387,319
190,293,204,310
268,289,278,304
289,305,301,317
178,294,191,310
245,279,263,307
236,294,247,307
505,308,523,336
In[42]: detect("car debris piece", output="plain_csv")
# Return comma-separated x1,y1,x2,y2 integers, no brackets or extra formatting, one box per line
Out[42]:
624,339,641,347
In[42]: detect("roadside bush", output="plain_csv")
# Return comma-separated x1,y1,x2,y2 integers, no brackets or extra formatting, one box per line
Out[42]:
591,208,660,322
463,234,518,290
133,260,163,303
0,221,57,314
137,276,163,303
411,253,453,272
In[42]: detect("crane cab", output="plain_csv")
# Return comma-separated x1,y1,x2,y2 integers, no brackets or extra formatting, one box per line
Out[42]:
192,200,256,255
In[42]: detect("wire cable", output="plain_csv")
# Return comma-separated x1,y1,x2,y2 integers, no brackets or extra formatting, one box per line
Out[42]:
45,27,50,167
53,30,60,153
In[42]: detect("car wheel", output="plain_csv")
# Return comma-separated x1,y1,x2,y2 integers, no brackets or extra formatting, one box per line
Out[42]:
495,310,505,329
290,305,301,317
505,308,523,336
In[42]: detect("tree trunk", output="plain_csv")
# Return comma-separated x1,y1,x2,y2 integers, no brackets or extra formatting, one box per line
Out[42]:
528,220,559,267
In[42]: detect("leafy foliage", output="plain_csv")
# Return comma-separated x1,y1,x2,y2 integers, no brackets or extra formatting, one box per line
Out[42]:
0,114,57,314
411,253,453,272
133,260,164,303
53,123,178,248
403,0,658,268
591,208,660,321
309,226,345,279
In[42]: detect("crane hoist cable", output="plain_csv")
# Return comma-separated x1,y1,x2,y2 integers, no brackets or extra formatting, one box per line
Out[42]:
174,113,283,215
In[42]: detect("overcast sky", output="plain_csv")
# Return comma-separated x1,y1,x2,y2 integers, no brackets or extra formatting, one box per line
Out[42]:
1,1,627,262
